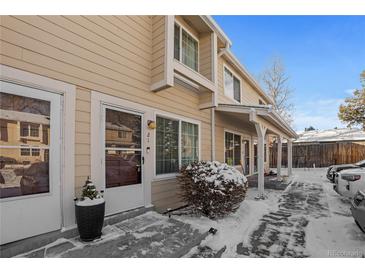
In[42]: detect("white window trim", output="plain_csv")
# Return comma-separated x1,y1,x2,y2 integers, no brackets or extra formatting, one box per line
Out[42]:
20,123,41,138
153,110,201,180
0,64,76,229
174,21,200,73
223,64,242,104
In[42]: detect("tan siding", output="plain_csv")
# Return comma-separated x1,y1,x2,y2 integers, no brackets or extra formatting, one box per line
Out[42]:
0,15,212,210
151,178,186,212
199,33,212,80
151,16,165,85
75,87,91,196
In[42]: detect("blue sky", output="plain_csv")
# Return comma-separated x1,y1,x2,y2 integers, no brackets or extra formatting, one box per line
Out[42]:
213,16,365,132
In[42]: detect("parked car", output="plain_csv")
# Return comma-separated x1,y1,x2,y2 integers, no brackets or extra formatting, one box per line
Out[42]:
327,159,365,183
350,190,365,233
334,168,365,198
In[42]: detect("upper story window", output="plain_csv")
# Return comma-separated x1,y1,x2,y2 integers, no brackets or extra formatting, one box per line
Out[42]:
224,67,241,103
20,122,40,138
174,23,199,72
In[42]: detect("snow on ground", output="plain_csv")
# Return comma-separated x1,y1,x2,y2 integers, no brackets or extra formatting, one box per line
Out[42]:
302,169,365,257
176,168,365,258
175,188,282,257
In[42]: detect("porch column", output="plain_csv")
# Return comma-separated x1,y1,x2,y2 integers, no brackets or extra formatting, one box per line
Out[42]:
288,139,293,177
277,135,282,181
254,123,267,199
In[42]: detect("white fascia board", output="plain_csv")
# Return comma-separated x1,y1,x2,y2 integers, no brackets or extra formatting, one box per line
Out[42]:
200,15,232,47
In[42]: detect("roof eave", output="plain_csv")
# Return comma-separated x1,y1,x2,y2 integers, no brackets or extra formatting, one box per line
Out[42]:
217,103,298,139
200,15,232,47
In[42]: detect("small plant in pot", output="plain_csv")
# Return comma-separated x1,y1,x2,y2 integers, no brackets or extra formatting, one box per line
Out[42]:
75,177,105,241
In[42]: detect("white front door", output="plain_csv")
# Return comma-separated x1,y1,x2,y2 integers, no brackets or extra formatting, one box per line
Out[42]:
0,82,62,244
102,105,144,216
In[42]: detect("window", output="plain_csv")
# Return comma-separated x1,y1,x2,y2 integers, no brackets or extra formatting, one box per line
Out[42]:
156,116,179,175
174,24,180,61
181,121,199,166
20,123,29,137
105,108,142,188
31,148,40,156
20,122,40,138
254,142,258,173
30,124,39,137
225,131,241,166
0,91,51,199
118,130,127,139
243,140,250,175
20,147,31,156
156,116,199,175
224,67,241,102
174,23,199,71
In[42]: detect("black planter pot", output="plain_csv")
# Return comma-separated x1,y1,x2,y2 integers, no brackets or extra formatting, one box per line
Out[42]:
75,201,105,241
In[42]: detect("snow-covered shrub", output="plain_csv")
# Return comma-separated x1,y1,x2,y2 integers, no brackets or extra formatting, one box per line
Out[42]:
178,161,248,219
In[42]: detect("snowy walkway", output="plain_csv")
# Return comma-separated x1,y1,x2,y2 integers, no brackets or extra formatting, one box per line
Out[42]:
182,169,365,258
16,211,208,258
14,169,365,258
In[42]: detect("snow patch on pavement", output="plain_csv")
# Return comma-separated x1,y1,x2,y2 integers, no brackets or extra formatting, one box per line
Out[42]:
176,188,282,257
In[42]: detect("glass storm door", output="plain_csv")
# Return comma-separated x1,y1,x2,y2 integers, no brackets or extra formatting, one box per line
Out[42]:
0,82,62,244
103,106,144,215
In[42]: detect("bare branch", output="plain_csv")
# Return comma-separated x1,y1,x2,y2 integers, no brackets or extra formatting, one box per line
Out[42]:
260,57,294,125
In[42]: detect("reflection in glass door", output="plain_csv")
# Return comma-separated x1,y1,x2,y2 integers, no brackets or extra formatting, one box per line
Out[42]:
104,108,142,188
0,92,51,198
0,83,61,245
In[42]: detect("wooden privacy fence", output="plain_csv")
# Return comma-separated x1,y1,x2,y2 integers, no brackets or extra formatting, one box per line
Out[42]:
270,141,365,168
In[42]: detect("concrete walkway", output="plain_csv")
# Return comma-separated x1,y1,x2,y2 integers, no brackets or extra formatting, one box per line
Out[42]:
236,180,327,257
17,211,208,258
188,169,365,258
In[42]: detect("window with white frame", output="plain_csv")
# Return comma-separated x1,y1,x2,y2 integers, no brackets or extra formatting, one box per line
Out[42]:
225,131,241,166
20,122,40,138
20,147,31,156
156,116,199,175
224,67,241,102
174,23,199,71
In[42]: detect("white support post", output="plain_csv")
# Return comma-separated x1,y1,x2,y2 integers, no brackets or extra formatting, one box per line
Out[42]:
288,139,293,177
277,135,283,181
254,123,267,199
